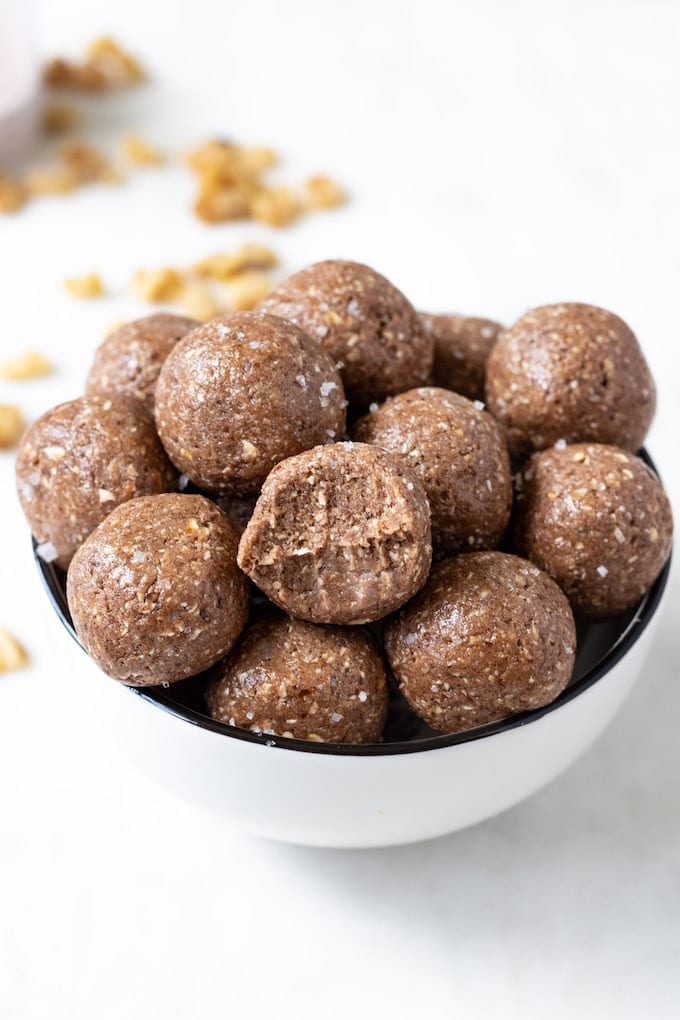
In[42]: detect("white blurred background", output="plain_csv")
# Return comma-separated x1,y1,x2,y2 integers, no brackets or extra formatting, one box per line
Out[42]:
1,1,678,1017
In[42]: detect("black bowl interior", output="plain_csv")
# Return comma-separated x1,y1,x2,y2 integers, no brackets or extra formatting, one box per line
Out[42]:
35,449,671,757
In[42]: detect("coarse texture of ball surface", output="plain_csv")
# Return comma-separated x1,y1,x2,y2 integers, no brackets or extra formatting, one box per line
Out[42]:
352,387,512,558
259,260,432,407
86,313,199,416
421,313,502,401
206,609,388,743
384,552,576,734
154,312,346,495
237,442,432,625
66,494,249,686
16,395,177,569
512,443,673,618
484,303,656,457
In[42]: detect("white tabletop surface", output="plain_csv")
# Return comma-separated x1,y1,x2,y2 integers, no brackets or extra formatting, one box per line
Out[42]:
1,1,679,1016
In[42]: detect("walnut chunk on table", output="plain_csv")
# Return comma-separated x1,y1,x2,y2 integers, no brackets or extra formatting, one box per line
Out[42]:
0,405,25,449
0,629,29,673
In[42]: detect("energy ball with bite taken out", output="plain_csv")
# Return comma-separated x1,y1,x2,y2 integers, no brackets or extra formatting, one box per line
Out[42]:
420,313,502,401
206,609,388,744
259,260,432,407
86,313,199,416
384,552,576,734
352,387,512,558
238,442,432,625
512,443,673,618
67,494,249,686
16,394,177,569
154,312,346,495
485,303,656,457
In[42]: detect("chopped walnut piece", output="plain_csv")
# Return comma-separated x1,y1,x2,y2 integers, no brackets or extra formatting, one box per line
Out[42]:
0,352,54,382
0,174,28,214
194,185,251,224
0,629,28,673
133,268,184,303
305,175,346,210
123,134,164,166
60,142,117,184
44,37,145,92
42,103,82,135
185,140,275,180
185,138,345,227
222,271,272,311
193,244,278,281
64,273,104,299
249,187,303,228
179,281,220,322
26,167,79,196
0,405,25,449
86,37,145,85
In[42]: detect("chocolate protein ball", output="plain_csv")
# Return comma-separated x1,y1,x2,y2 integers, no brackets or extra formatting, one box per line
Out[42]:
421,313,502,401
206,609,388,743
259,260,432,407
485,303,656,457
352,387,512,558
384,552,576,734
512,443,673,618
154,312,346,495
238,442,432,625
67,494,249,685
16,395,176,569
86,313,199,416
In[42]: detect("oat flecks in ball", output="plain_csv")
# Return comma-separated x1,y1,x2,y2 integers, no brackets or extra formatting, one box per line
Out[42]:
384,552,576,734
66,494,249,686
154,312,346,495
352,387,512,558
15,395,177,569
512,443,673,617
421,313,502,401
259,260,432,407
206,609,388,743
86,313,199,415
238,442,432,625
485,303,656,457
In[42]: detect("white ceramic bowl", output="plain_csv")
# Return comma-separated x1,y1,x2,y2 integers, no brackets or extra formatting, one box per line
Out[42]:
36,452,671,849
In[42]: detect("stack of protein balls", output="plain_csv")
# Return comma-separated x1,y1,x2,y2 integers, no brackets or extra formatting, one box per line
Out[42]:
16,261,673,744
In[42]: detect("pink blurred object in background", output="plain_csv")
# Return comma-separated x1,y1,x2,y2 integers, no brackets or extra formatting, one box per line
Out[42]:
0,2,39,165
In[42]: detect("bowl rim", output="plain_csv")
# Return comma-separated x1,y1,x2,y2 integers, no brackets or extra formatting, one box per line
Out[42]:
34,449,672,758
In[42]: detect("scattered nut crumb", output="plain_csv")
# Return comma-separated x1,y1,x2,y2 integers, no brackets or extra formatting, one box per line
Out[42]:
133,268,183,303
0,628,29,673
0,174,28,214
305,175,346,209
179,280,220,322
106,320,127,336
249,187,303,228
0,352,53,382
44,36,145,92
61,142,119,184
42,103,82,135
25,166,79,196
0,405,25,449
194,185,250,224
64,272,104,299
123,134,164,166
185,139,343,227
193,244,278,281
222,270,272,311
